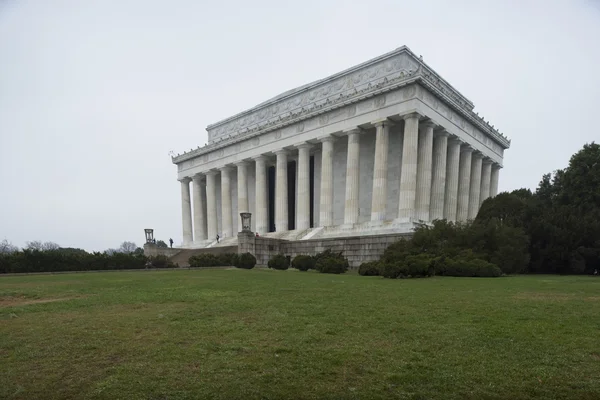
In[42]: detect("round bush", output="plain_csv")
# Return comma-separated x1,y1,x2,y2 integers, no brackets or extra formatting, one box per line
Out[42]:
358,261,380,276
405,255,435,277
380,262,409,279
292,255,315,271
443,258,502,277
268,254,289,270
316,257,349,274
150,254,169,268
217,253,239,266
235,252,256,269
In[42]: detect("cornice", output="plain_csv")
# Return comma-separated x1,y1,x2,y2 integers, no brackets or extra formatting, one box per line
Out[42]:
172,75,421,164
207,46,413,130
172,46,510,164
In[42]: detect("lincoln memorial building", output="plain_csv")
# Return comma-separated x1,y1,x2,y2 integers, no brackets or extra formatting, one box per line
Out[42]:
172,46,510,248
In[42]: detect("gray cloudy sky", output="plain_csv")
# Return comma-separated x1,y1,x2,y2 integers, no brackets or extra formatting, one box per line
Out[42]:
1,0,599,251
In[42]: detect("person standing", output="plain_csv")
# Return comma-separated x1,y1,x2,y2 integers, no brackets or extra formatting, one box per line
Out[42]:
169,238,173,248
216,234,220,243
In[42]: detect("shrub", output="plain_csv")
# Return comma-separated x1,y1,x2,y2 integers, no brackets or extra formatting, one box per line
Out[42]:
149,254,169,268
313,250,349,274
404,254,435,277
477,262,503,277
380,262,408,279
315,257,349,274
189,253,219,268
268,254,289,270
217,253,239,266
0,249,149,273
235,252,256,269
380,239,414,264
312,249,344,264
358,261,380,276
292,255,315,271
443,258,502,277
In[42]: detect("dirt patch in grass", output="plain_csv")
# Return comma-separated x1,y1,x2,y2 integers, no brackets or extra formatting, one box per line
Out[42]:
0,296,82,308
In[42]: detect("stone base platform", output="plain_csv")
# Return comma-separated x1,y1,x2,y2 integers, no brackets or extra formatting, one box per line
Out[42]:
238,230,413,269
185,219,423,249
149,223,418,268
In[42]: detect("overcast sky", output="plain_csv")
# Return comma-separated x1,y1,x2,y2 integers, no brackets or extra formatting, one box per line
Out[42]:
1,0,599,251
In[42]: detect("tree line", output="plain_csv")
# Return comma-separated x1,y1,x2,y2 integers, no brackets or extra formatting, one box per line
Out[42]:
475,142,600,274
0,240,175,274
359,142,600,277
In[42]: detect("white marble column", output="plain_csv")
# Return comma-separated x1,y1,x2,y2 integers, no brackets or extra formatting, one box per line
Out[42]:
490,164,501,197
443,138,462,221
275,150,288,231
430,131,448,221
253,156,268,234
344,128,361,225
371,120,390,221
220,166,233,238
206,171,218,241
398,113,420,220
192,174,207,241
468,152,483,220
296,143,311,230
236,161,249,233
415,121,434,221
319,136,335,227
456,146,473,222
479,160,492,206
180,177,193,245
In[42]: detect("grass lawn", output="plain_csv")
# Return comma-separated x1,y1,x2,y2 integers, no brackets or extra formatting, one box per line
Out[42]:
1,270,599,400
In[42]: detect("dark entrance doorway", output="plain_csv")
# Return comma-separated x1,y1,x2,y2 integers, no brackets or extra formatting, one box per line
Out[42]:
287,160,296,230
309,155,315,228
267,161,298,232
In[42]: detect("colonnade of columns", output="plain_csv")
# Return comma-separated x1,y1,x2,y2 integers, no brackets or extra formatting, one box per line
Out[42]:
179,113,502,244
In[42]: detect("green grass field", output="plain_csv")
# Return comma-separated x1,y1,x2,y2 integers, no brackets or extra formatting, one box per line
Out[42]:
1,269,599,400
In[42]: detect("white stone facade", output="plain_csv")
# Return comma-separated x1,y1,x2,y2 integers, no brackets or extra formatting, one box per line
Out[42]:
173,46,510,247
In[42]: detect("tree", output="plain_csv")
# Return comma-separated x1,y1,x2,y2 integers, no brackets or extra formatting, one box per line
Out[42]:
156,240,168,248
555,142,600,210
476,191,530,227
104,248,118,256
0,239,18,254
119,241,137,254
25,241,60,251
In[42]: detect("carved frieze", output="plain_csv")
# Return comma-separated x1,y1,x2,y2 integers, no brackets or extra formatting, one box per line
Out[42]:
206,51,420,142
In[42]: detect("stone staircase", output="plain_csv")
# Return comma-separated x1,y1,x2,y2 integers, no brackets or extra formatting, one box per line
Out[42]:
206,236,238,248
261,228,320,241
306,220,419,239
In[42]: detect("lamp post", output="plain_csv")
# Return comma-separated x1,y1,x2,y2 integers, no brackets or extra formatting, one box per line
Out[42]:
240,213,252,233
144,229,154,244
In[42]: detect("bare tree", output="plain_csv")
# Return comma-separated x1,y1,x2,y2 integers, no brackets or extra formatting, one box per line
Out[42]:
25,240,43,250
104,248,118,256
25,241,60,251
0,239,18,254
42,241,60,251
119,241,137,254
